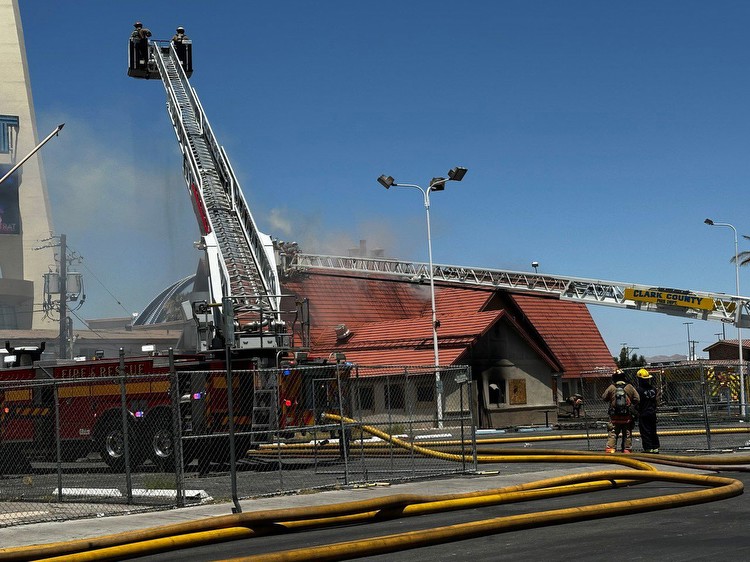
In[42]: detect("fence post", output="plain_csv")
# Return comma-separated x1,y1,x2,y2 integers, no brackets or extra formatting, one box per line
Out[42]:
581,374,592,451
53,382,63,502
455,368,468,473
168,348,185,508
353,366,368,483
335,359,349,485
405,367,416,478
699,361,712,451
312,374,320,472
224,343,241,514
468,368,478,473
387,374,395,471
119,348,133,504
276,368,285,493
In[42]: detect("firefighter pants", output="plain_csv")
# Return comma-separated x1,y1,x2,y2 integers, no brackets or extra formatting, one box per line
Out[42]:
638,412,660,452
606,418,634,451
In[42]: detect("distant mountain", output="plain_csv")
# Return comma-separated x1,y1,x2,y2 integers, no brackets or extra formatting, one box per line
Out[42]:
646,354,687,364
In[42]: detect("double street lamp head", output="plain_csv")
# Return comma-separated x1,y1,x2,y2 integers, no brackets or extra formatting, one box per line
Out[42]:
377,175,395,189
448,166,468,182
377,167,468,190
430,177,447,191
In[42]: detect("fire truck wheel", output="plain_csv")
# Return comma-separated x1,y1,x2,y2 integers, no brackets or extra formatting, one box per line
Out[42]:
97,417,145,472
147,411,175,472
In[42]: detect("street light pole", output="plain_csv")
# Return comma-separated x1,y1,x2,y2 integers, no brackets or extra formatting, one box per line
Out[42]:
378,167,467,429
705,218,745,417
0,123,64,186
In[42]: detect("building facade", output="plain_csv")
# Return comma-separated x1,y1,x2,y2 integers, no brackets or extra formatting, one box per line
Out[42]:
0,0,57,330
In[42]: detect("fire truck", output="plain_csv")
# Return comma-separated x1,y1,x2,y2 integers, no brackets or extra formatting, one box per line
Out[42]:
0,339,333,473
4,28,750,474
0,32,334,474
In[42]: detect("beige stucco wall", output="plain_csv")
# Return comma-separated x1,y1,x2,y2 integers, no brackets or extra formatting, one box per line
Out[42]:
0,0,56,329
479,326,559,428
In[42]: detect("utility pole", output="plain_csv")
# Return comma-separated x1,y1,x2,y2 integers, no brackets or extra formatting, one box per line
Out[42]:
690,340,699,361
58,234,67,359
620,343,639,362
683,322,693,361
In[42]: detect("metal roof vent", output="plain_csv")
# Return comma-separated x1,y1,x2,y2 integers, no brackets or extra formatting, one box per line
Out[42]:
335,324,353,342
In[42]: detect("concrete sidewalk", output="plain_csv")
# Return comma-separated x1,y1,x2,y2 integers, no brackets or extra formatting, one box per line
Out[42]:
1,464,612,549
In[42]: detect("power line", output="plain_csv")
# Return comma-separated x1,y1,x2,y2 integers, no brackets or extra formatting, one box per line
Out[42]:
66,243,132,315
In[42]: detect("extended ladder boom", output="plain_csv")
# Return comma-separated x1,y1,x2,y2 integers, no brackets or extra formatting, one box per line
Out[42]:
133,40,284,350
287,253,750,328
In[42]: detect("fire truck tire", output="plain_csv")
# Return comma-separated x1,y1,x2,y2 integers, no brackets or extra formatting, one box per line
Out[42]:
147,411,176,472
97,417,145,472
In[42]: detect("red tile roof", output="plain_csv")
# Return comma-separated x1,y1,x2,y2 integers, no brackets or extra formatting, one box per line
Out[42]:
509,294,616,377
704,339,750,350
283,272,429,327
282,270,614,377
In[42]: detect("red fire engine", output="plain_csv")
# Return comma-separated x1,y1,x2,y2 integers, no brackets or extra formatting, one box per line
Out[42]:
0,340,337,473
0,35,338,474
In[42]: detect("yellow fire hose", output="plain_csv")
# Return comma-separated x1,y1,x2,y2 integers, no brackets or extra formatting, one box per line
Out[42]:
2,413,746,561
222,471,743,562
16,470,742,562
321,413,656,471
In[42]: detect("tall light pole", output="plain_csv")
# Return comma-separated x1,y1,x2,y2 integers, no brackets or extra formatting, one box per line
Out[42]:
378,166,468,428
0,123,64,186
705,218,745,417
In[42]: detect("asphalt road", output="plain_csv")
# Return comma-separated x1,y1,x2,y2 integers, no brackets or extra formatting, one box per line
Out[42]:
125,469,750,562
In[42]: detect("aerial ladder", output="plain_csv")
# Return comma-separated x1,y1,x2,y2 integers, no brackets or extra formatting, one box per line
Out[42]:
128,37,286,353
126,36,750,339
284,252,750,329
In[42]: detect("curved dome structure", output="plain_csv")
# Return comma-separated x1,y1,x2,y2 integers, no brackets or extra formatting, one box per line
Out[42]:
133,274,196,326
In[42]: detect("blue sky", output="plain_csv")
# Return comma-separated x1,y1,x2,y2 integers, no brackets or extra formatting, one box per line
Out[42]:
17,1,750,359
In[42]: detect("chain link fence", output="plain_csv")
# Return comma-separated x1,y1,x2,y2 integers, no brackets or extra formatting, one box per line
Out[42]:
0,360,475,527
6,357,750,528
561,362,750,452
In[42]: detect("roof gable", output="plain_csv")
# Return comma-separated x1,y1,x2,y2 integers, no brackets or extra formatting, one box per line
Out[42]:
509,293,616,376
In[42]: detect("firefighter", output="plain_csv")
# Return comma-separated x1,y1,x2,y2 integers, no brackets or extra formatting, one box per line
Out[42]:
636,368,660,453
601,370,639,453
130,21,152,69
171,26,191,75
172,26,189,45
566,393,583,417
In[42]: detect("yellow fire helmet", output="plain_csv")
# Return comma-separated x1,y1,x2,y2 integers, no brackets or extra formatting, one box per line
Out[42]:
637,368,652,379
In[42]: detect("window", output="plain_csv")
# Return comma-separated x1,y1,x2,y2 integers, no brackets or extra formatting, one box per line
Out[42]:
508,378,527,405
0,304,17,329
488,381,506,405
416,381,434,403
385,381,405,410
358,385,374,410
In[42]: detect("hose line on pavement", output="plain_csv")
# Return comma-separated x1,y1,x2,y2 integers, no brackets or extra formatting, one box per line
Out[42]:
222,470,743,562
17,470,743,562
2,413,747,562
